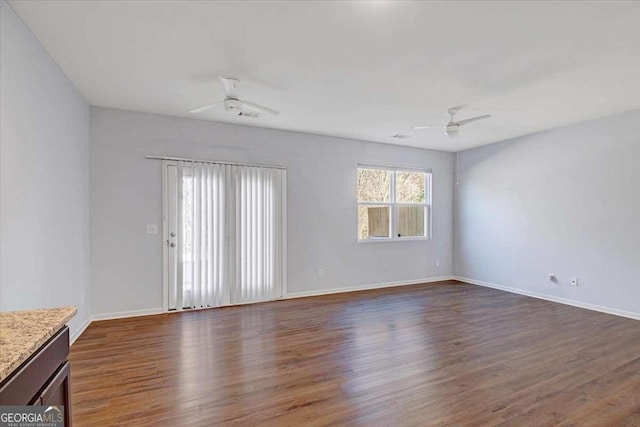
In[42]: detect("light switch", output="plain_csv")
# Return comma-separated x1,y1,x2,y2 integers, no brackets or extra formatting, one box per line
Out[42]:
146,224,159,235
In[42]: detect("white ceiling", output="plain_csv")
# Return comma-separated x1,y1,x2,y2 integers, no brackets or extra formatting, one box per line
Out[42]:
9,1,640,151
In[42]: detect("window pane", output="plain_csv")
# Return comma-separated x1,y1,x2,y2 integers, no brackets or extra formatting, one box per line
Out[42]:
397,206,425,237
357,169,391,202
396,171,425,203
358,205,390,239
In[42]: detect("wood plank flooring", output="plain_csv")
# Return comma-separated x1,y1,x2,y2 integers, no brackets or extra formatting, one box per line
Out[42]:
70,280,640,426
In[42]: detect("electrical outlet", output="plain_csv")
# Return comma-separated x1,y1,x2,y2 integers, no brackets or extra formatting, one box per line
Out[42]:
318,269,324,278
570,277,579,287
436,259,441,268
146,224,159,235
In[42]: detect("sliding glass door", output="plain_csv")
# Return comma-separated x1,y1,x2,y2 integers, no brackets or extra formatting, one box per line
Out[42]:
163,160,286,311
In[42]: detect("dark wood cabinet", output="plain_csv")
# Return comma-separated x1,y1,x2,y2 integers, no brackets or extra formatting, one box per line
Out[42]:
38,361,72,426
0,326,72,426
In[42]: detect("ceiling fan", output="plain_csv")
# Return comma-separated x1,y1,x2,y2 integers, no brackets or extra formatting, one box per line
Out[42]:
190,77,279,118
414,105,491,138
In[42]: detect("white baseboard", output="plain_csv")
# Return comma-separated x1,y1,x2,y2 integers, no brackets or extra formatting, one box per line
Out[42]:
455,276,640,321
74,279,458,342
91,308,164,322
71,277,637,346
70,316,92,344
285,275,455,299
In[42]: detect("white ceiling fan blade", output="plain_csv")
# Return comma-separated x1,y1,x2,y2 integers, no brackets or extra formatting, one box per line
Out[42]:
190,102,222,114
241,100,279,116
219,77,239,99
413,126,442,130
456,114,492,126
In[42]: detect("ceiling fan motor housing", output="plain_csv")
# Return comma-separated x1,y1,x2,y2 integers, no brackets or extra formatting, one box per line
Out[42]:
224,99,259,118
445,124,460,138
224,99,242,111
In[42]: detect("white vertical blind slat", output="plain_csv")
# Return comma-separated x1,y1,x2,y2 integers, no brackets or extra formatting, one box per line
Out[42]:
188,162,195,308
233,165,240,305
194,164,200,308
250,168,255,301
260,171,265,299
251,168,257,301
204,163,211,307
213,163,219,307
267,172,272,298
246,168,251,302
176,163,184,311
241,167,247,302
227,165,234,307
212,163,218,307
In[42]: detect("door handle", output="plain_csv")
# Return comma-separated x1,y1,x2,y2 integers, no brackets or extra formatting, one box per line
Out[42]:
170,242,176,248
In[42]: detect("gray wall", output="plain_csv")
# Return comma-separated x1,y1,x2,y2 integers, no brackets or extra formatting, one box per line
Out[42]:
90,107,454,316
0,1,91,338
454,109,640,317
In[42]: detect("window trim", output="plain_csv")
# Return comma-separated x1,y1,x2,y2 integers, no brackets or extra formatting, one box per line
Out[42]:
357,165,432,243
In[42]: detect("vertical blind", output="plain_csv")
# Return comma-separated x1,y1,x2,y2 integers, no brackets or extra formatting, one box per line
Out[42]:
175,161,286,309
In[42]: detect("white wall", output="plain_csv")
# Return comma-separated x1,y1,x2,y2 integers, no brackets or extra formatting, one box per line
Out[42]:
90,107,454,316
454,109,640,317
0,1,91,338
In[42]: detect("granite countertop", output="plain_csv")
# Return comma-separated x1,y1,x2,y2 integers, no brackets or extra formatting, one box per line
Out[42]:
0,307,77,383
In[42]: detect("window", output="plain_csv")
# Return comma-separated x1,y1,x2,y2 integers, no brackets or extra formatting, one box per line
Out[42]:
357,166,431,241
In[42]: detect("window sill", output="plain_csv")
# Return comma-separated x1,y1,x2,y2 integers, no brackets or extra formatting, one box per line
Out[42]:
357,237,431,243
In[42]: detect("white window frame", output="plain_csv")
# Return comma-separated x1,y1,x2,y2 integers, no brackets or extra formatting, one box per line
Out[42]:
357,164,432,243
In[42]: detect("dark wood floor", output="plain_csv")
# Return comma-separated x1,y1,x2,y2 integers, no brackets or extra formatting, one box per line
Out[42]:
70,280,640,426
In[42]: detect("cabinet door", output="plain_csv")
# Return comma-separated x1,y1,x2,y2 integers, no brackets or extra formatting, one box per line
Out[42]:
39,361,72,427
